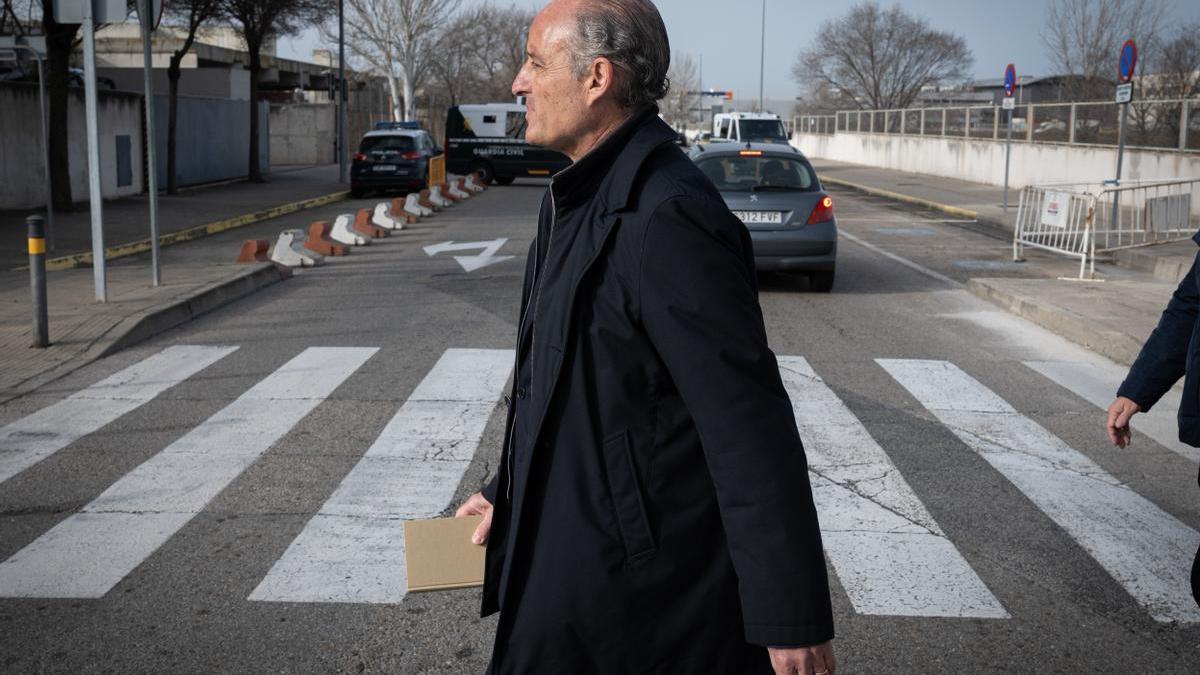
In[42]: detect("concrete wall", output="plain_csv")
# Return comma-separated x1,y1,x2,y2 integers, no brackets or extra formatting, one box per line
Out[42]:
153,95,270,186
0,82,144,210
270,103,334,166
791,132,1200,188
101,66,250,100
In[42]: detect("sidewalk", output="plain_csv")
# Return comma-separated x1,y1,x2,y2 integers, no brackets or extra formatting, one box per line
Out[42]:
1,164,346,271
0,165,345,401
811,158,1195,366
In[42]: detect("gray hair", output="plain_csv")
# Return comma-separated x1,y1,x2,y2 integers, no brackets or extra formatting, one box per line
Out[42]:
569,0,671,109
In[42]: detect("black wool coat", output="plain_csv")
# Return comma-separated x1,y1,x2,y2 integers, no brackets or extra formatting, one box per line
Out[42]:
481,109,834,674
1119,230,1200,461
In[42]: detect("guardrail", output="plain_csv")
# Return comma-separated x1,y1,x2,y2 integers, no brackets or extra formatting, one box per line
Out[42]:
795,97,1200,152
1013,178,1200,278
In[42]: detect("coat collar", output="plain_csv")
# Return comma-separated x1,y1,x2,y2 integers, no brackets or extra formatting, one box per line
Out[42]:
550,105,678,214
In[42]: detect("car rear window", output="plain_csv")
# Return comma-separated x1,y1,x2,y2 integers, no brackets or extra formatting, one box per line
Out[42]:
359,135,415,153
696,156,817,192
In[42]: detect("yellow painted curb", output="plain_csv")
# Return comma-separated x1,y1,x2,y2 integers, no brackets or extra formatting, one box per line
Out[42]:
38,190,351,272
819,176,980,221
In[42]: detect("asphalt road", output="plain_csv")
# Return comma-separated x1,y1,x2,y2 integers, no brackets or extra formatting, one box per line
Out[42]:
1,179,1197,674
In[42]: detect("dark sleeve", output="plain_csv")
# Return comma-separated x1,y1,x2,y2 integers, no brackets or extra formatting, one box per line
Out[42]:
637,195,834,647
481,473,500,505
1117,255,1200,412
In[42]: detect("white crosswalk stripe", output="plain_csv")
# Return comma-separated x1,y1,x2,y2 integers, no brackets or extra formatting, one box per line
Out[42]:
0,347,377,599
878,358,1200,624
1024,359,1200,463
249,348,513,604
0,345,238,485
778,356,1008,618
2,345,1197,624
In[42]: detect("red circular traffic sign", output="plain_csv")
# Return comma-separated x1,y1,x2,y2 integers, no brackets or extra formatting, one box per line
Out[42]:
1118,39,1137,83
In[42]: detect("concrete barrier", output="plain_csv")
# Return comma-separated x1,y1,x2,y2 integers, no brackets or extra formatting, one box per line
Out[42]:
463,174,486,193
236,239,270,263
270,229,324,267
418,189,441,211
374,202,408,230
304,221,349,256
331,213,368,246
447,178,471,200
353,208,389,238
388,198,420,224
428,184,452,208
404,193,433,218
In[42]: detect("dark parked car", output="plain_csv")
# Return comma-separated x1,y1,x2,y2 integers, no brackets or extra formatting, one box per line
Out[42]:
350,129,439,197
689,142,838,291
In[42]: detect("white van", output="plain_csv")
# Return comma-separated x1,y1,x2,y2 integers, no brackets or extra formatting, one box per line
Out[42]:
711,112,789,145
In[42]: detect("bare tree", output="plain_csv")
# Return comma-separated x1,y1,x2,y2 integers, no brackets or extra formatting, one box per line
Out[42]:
223,0,328,181
427,3,531,105
660,51,699,131
1042,0,1168,101
792,1,972,111
163,0,223,193
328,0,457,122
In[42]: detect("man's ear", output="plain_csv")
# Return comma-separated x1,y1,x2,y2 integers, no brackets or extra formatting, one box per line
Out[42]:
584,57,617,105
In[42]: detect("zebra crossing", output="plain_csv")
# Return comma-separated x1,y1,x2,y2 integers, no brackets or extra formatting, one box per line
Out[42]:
0,344,1197,624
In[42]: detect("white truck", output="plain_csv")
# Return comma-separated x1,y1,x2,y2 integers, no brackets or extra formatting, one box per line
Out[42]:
711,112,790,145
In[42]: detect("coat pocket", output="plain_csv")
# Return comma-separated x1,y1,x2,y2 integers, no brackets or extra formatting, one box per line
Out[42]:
601,430,657,562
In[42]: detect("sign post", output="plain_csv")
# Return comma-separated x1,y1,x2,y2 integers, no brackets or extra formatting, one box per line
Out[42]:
1113,38,1137,231
80,0,107,302
139,0,163,286
1003,63,1016,212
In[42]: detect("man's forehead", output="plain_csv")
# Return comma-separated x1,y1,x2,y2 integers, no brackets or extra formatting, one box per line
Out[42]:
529,0,578,54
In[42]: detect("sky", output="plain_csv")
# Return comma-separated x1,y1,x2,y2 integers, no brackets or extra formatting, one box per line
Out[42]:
278,0,1200,102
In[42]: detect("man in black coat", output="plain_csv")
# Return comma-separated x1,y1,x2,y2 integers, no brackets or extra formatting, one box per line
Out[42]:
454,1,836,672
1107,230,1200,605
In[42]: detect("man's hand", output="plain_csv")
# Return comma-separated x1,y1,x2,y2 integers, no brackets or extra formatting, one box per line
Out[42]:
1106,396,1142,449
767,641,835,675
454,491,493,545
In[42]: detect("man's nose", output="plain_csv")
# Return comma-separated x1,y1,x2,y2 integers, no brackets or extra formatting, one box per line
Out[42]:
512,66,531,98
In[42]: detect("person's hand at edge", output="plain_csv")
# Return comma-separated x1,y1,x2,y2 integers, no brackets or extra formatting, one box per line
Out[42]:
768,641,835,675
455,491,493,545
1106,396,1141,449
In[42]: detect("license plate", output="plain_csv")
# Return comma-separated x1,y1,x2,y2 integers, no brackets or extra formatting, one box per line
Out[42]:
372,164,397,172
732,210,782,224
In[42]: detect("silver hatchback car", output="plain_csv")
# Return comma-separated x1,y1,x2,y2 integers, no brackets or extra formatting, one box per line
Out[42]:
689,143,838,292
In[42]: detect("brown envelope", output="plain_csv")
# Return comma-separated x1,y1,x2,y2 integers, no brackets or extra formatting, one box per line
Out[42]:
404,515,486,593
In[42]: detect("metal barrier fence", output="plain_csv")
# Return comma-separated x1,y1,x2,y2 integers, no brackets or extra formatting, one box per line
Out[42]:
1013,178,1200,278
794,98,1200,152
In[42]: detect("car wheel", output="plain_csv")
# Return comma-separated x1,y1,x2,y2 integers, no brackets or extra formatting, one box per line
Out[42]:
494,175,516,186
350,186,366,198
810,269,835,293
470,161,495,185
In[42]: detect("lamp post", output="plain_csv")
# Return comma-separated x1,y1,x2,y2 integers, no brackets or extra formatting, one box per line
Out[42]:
758,0,765,112
338,0,348,184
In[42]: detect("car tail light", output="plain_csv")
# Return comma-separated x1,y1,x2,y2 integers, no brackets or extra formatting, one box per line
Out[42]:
806,195,834,225
401,150,422,160
353,152,368,162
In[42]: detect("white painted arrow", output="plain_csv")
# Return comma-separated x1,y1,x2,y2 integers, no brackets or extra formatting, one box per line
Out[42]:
423,238,513,272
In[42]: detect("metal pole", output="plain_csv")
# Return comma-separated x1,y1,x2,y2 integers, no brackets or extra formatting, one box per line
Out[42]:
28,215,48,348
140,0,161,286
32,54,55,252
1113,99,1130,230
758,0,765,112
338,0,347,184
81,1,106,302
1004,106,1013,211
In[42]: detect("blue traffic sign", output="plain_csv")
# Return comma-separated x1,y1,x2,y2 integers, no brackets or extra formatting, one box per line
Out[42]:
1003,64,1016,97
1119,39,1137,83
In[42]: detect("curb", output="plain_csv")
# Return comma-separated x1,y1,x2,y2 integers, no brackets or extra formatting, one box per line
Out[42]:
965,278,1142,366
1109,247,1194,284
818,175,1013,234
100,262,293,357
37,190,351,272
